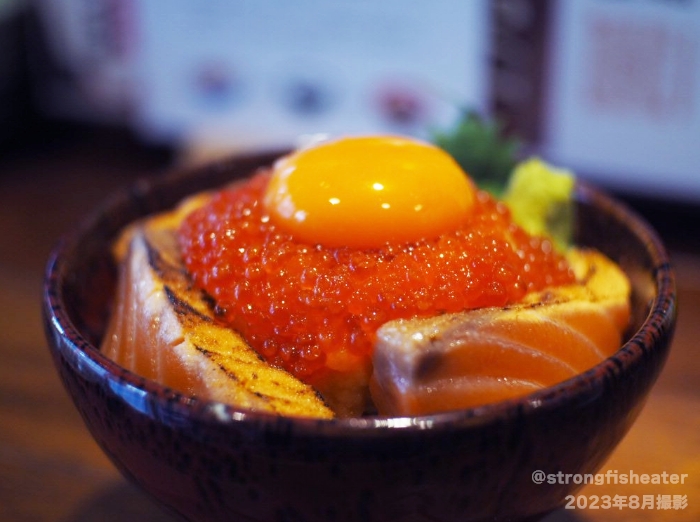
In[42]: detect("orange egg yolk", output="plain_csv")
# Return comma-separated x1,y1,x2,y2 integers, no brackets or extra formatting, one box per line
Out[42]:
263,135,476,248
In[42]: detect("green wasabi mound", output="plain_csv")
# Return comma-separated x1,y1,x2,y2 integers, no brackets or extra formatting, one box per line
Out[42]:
503,157,576,251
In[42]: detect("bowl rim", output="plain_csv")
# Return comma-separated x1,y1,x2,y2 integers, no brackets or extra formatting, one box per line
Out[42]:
43,151,677,436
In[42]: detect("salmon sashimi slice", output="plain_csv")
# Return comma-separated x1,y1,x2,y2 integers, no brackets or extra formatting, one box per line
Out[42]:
370,249,631,416
100,199,334,419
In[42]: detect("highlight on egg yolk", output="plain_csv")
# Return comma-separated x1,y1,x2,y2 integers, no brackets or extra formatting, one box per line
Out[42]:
263,136,476,248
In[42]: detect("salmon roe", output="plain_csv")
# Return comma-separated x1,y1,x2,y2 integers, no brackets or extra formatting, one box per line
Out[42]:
178,171,575,384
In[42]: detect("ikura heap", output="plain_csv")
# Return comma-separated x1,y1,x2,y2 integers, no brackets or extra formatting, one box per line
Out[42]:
178,137,576,413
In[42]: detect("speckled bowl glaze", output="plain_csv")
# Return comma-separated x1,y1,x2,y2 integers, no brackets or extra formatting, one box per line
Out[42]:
43,150,676,522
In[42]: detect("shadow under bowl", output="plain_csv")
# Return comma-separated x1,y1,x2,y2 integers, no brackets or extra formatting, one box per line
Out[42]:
43,150,676,522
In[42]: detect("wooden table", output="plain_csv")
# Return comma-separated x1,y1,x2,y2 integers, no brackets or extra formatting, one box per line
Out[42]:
1,127,697,521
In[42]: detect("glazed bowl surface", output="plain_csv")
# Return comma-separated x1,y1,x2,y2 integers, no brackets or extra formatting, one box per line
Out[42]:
43,150,676,522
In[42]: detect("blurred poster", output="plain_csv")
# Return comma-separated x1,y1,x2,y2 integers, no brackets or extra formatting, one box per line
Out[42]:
33,0,490,151
129,0,491,150
540,0,700,201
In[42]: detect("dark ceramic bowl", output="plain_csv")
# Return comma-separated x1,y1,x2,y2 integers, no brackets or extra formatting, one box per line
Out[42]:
43,150,676,522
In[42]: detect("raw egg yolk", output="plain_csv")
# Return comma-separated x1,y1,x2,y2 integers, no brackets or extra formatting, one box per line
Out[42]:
263,135,476,248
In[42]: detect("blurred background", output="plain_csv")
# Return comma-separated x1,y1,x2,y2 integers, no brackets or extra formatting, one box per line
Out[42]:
2,0,699,198
1,1,699,521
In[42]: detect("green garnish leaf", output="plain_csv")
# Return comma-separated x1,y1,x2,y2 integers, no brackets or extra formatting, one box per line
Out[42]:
431,110,520,197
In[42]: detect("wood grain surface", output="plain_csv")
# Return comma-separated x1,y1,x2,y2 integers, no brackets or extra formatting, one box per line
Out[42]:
1,127,697,522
